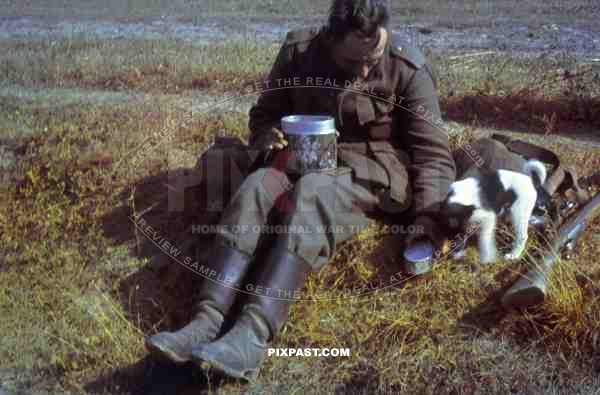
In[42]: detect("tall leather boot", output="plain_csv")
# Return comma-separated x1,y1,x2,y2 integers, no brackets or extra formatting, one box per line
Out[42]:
146,244,252,364
191,247,313,381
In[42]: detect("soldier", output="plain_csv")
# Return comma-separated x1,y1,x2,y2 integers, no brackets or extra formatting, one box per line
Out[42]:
146,0,456,381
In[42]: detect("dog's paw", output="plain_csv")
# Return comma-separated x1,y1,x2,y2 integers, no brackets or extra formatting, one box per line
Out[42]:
449,249,466,261
480,253,497,264
504,251,523,261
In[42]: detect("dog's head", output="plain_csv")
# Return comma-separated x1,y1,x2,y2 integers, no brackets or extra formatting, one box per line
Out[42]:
442,179,479,230
443,201,476,230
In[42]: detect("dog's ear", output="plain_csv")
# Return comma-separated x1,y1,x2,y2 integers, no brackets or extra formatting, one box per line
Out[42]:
444,203,476,229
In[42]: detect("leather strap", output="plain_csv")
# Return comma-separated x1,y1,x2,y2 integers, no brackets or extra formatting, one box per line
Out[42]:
491,134,589,203
580,172,600,189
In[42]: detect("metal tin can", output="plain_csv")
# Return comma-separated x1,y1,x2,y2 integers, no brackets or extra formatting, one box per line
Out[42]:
281,115,337,175
402,240,434,276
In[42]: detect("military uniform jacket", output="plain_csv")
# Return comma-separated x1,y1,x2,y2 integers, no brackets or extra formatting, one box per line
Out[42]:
248,27,456,220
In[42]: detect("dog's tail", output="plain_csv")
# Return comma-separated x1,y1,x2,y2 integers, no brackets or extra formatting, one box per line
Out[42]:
523,159,547,187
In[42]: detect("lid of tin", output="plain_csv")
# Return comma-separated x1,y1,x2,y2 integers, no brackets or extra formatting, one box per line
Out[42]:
403,240,434,263
281,115,336,135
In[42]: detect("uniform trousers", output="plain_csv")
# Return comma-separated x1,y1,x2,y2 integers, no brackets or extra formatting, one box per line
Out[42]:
214,149,410,270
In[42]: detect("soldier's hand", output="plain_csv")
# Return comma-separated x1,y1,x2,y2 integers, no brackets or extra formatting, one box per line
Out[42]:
270,128,289,150
252,127,288,152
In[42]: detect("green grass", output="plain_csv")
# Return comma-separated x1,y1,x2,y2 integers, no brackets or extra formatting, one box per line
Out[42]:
1,36,598,138
0,38,275,93
2,37,598,97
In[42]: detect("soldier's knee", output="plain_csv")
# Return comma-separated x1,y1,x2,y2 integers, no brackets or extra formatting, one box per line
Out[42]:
238,169,268,201
294,172,337,197
242,166,292,200
244,167,270,183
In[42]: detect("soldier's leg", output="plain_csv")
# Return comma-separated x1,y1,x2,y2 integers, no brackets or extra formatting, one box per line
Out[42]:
191,167,383,379
216,165,294,256
278,168,382,270
147,164,292,363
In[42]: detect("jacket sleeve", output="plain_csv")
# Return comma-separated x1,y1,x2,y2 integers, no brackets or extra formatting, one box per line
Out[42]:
247,42,294,146
397,63,456,219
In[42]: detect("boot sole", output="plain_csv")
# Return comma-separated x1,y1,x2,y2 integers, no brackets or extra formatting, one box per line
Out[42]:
191,350,260,382
145,337,190,365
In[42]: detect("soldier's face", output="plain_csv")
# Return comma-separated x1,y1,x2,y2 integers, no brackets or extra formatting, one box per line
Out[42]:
332,27,387,79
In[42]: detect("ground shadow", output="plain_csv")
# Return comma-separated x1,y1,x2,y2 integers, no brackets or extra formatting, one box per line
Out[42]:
457,267,516,333
83,355,245,395
95,139,256,393
84,356,203,395
101,169,229,332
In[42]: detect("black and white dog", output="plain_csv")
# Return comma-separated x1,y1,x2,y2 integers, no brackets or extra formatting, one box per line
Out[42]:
444,160,548,263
